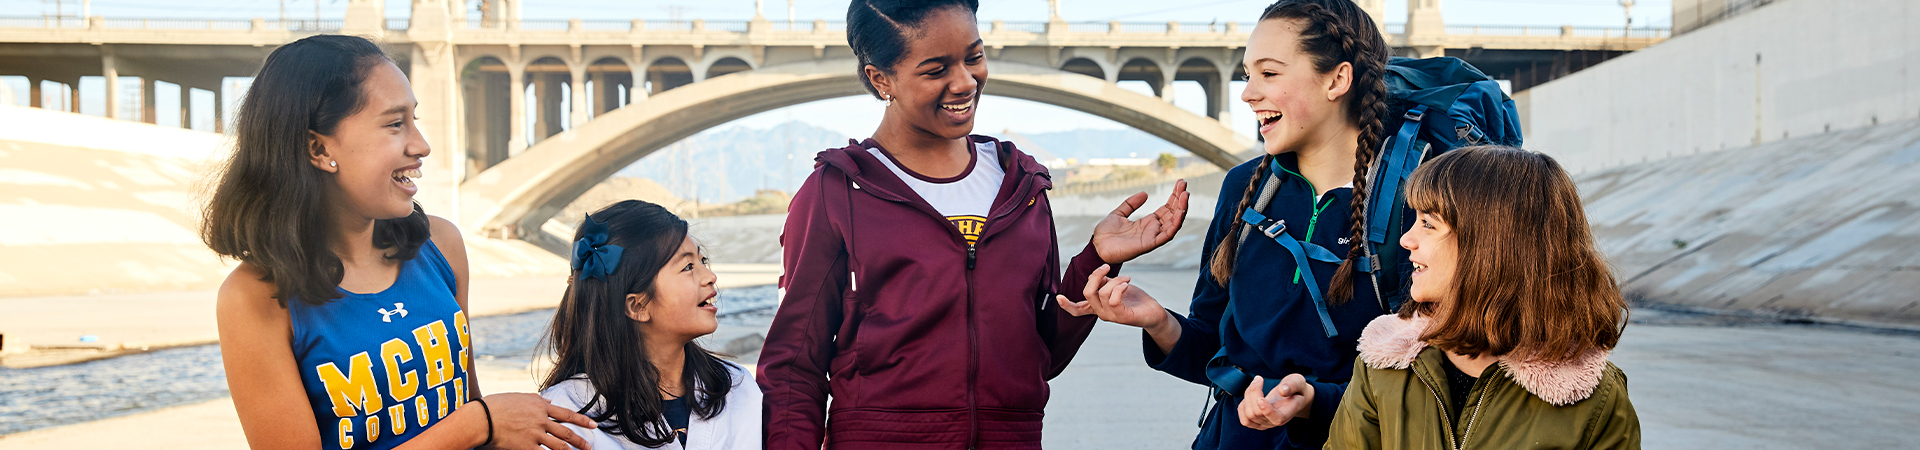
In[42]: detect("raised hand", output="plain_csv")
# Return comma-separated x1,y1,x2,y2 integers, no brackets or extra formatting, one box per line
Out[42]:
479,392,597,450
1055,264,1168,326
1090,180,1191,264
1238,374,1316,431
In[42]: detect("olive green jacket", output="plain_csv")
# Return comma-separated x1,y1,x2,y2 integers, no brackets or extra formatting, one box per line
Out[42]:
1325,316,1640,450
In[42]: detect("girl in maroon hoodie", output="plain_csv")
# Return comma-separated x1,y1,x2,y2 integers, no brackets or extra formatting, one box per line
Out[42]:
755,1,1192,448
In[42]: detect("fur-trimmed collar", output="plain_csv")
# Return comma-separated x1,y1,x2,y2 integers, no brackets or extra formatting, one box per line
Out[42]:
1356,315,1610,406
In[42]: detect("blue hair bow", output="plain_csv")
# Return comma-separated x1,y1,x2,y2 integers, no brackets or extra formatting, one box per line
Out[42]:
571,214,624,282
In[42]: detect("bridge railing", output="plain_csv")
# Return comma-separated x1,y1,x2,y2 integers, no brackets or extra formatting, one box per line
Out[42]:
1446,24,1671,39
0,16,1670,42
102,18,253,30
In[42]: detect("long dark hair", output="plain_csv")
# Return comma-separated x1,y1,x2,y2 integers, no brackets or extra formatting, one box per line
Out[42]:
540,200,733,448
846,0,981,100
201,34,429,306
1208,0,1389,307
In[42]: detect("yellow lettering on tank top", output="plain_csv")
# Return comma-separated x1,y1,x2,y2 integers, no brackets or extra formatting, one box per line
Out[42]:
415,396,430,427
337,418,354,449
387,403,408,436
380,338,418,402
453,311,471,375
412,321,454,388
315,352,383,417
435,385,451,419
364,415,380,443
452,377,467,405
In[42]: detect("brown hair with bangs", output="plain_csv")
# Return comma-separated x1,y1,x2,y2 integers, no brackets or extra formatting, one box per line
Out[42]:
1399,146,1627,363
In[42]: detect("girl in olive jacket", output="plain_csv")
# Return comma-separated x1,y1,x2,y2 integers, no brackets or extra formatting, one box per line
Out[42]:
1325,147,1641,450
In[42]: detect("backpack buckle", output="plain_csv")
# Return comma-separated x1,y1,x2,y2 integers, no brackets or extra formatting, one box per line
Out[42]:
1258,218,1287,239
1403,109,1426,122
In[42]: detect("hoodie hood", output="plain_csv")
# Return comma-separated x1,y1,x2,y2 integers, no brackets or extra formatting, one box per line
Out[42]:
1356,314,1611,406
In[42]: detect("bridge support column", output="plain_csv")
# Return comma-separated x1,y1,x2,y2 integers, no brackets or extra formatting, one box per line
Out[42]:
101,45,121,120
141,78,157,123
26,78,40,109
534,73,558,139
507,63,527,156
1406,0,1447,58
569,64,588,128
1209,67,1233,127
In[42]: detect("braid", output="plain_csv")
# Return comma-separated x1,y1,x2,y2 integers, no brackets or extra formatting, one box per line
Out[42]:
1208,155,1272,286
1327,60,1386,304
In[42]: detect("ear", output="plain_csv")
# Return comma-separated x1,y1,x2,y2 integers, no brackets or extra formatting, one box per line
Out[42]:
625,293,652,323
306,130,336,173
864,64,894,100
1324,61,1354,102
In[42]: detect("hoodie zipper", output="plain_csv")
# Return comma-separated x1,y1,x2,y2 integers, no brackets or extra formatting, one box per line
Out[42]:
1274,164,1336,284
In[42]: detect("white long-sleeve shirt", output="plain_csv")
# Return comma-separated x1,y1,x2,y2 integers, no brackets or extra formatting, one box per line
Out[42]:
540,362,763,450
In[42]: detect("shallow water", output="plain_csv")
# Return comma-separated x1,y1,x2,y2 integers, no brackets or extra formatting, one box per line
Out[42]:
0,284,780,436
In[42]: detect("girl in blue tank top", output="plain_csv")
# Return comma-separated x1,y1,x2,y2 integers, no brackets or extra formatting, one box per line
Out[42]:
203,34,596,450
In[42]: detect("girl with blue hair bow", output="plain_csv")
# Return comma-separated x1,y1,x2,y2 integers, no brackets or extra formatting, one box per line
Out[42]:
538,200,763,450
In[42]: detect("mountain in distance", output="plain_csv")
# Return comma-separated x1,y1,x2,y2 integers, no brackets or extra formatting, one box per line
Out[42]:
611,121,1191,204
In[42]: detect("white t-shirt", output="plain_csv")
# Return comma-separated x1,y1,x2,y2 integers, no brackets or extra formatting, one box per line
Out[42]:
868,140,1005,245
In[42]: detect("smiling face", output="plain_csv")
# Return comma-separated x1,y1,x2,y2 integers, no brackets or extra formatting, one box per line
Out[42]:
1241,18,1354,155
1402,211,1459,304
628,236,720,341
867,6,987,140
309,60,429,221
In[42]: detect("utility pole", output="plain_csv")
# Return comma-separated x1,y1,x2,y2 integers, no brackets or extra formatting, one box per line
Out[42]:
1620,0,1636,30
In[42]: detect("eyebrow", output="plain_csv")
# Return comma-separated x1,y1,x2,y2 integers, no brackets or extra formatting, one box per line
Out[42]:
1248,57,1288,68
378,103,414,117
917,39,986,68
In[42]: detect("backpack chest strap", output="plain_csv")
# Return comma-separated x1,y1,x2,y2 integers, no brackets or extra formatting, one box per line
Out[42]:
1238,207,1341,338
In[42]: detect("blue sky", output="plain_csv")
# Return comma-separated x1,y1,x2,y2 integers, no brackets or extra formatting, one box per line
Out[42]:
6,0,1672,140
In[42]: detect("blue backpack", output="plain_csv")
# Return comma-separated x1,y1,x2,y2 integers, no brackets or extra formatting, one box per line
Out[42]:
1359,56,1523,313
1206,56,1521,396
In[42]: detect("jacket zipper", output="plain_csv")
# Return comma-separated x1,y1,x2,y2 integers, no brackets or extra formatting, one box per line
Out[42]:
1414,374,1461,450
1276,165,1336,284
1416,367,1491,450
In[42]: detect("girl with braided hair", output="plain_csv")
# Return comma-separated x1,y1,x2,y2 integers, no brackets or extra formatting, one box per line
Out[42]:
1056,1,1394,448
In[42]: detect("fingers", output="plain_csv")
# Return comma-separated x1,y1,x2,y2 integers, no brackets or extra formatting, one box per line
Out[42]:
1082,264,1110,303
1055,294,1095,317
1245,375,1266,401
547,403,597,428
546,420,592,450
1104,278,1131,308
1111,192,1149,219
540,434,573,450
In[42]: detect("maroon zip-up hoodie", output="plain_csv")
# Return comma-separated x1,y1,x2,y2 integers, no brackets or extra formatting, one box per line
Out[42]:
757,135,1115,449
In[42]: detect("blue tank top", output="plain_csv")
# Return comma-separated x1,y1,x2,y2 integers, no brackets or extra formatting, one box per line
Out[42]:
288,239,474,450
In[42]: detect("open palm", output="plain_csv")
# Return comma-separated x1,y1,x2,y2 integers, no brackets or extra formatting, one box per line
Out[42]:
1090,180,1191,264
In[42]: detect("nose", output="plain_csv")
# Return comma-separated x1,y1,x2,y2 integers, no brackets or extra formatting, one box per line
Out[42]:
952,68,980,96
407,119,431,158
1240,76,1258,105
1400,229,1417,251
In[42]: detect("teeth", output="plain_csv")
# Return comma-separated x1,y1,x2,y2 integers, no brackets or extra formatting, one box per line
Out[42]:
1256,111,1282,124
403,168,423,179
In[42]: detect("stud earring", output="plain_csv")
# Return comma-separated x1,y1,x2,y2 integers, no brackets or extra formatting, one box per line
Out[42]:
329,161,337,168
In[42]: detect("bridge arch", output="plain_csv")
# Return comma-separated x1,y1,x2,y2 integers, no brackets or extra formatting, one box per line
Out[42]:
458,58,1255,248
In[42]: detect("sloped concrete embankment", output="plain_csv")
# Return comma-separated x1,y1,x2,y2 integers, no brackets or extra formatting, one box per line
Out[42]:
1580,118,1920,326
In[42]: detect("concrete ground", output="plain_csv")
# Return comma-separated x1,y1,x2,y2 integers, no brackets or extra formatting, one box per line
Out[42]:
0,265,779,368
5,268,1919,448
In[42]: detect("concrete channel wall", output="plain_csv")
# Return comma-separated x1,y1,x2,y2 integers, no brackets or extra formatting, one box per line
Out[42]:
1579,117,1920,326
1525,0,1920,175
